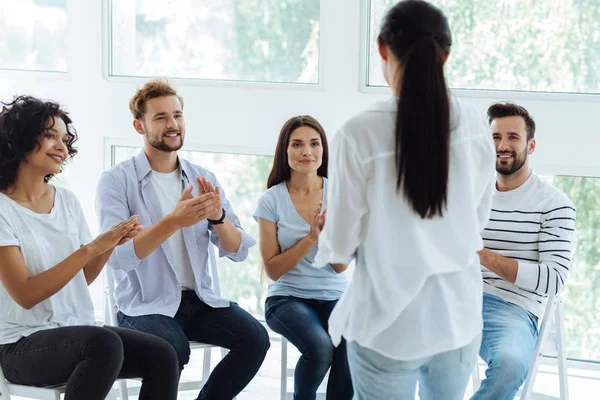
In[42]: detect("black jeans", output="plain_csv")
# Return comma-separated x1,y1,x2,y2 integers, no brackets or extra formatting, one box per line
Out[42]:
265,296,353,400
0,325,179,400
118,290,270,400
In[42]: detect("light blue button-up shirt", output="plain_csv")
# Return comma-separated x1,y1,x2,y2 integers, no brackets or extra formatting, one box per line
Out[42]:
96,151,256,317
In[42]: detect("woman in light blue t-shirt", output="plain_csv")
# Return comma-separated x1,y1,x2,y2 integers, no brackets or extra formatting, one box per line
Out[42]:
254,115,352,400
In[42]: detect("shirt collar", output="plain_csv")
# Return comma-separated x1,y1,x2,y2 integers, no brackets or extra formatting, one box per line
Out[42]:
134,150,192,183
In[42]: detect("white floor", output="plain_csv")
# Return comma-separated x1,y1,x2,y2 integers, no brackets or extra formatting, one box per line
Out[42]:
10,334,600,399
148,336,600,400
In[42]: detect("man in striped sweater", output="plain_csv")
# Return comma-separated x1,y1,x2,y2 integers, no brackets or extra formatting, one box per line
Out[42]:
471,103,576,400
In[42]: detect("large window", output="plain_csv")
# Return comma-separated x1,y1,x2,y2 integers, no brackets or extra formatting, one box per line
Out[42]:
109,0,320,84
111,146,273,318
367,0,600,94
542,175,600,362
0,0,67,73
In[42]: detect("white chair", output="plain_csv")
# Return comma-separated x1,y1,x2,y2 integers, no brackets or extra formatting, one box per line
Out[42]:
0,364,118,400
280,337,328,400
0,366,63,400
471,294,569,399
104,237,230,399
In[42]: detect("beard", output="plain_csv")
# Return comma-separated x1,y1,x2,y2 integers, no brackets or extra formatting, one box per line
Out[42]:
147,130,184,153
496,148,528,176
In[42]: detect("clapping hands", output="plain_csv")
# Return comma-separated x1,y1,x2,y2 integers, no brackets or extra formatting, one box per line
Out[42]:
308,201,326,242
169,176,222,228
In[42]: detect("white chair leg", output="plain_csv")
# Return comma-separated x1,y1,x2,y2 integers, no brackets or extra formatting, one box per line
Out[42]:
281,337,288,400
118,379,129,400
555,298,569,400
471,361,482,393
202,347,212,383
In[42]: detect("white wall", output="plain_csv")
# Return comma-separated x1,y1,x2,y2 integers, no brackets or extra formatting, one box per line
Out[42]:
1,0,599,234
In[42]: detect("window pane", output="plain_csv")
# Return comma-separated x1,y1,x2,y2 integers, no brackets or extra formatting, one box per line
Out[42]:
110,0,320,84
0,0,67,72
539,175,600,362
112,146,273,318
368,0,600,94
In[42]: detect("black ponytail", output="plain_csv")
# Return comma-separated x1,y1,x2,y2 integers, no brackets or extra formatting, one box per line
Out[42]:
379,0,452,219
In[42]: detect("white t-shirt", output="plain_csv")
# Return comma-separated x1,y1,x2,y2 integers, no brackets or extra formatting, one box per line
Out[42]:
151,168,196,290
0,187,96,345
315,96,496,360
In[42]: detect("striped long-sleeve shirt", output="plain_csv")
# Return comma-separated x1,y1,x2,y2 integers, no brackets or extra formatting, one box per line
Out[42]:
482,173,576,318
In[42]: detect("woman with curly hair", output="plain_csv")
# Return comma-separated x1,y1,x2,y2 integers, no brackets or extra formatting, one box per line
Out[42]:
0,96,179,400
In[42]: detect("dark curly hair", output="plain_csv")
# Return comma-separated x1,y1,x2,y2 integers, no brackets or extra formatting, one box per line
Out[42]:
0,95,78,191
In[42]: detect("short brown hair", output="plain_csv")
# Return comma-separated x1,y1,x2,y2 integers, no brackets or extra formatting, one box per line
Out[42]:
267,115,328,189
487,102,536,141
129,78,184,119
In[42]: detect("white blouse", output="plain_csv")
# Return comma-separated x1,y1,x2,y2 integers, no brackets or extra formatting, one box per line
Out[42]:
315,96,496,360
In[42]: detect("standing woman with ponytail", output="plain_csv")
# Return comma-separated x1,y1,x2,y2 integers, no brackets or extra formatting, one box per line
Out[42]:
314,1,496,399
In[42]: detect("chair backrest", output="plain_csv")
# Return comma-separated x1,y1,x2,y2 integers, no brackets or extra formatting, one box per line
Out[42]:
104,234,221,326
520,293,569,399
105,265,119,326
538,294,557,336
206,235,221,297
531,293,558,358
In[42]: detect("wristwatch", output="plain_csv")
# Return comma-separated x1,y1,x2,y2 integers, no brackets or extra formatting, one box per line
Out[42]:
207,208,226,225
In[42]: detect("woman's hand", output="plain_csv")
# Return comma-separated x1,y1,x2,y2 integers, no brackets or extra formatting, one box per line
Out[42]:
86,216,139,256
308,202,326,242
117,220,144,245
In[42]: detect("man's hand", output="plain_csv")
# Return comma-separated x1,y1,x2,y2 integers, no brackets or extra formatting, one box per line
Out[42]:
168,185,221,228
196,176,223,221
477,248,490,265
478,248,518,283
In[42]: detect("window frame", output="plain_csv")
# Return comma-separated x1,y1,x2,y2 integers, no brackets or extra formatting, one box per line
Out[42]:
102,0,325,91
359,0,600,103
103,137,274,172
0,0,73,79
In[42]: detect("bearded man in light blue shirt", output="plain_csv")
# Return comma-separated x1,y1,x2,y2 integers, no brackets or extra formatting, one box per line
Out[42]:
96,78,269,400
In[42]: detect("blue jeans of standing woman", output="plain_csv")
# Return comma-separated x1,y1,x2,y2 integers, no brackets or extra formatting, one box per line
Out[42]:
347,333,481,400
265,296,353,400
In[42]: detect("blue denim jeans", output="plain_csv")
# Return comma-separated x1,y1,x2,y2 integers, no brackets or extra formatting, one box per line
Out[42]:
265,296,353,400
118,290,270,400
347,334,481,400
471,293,539,400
